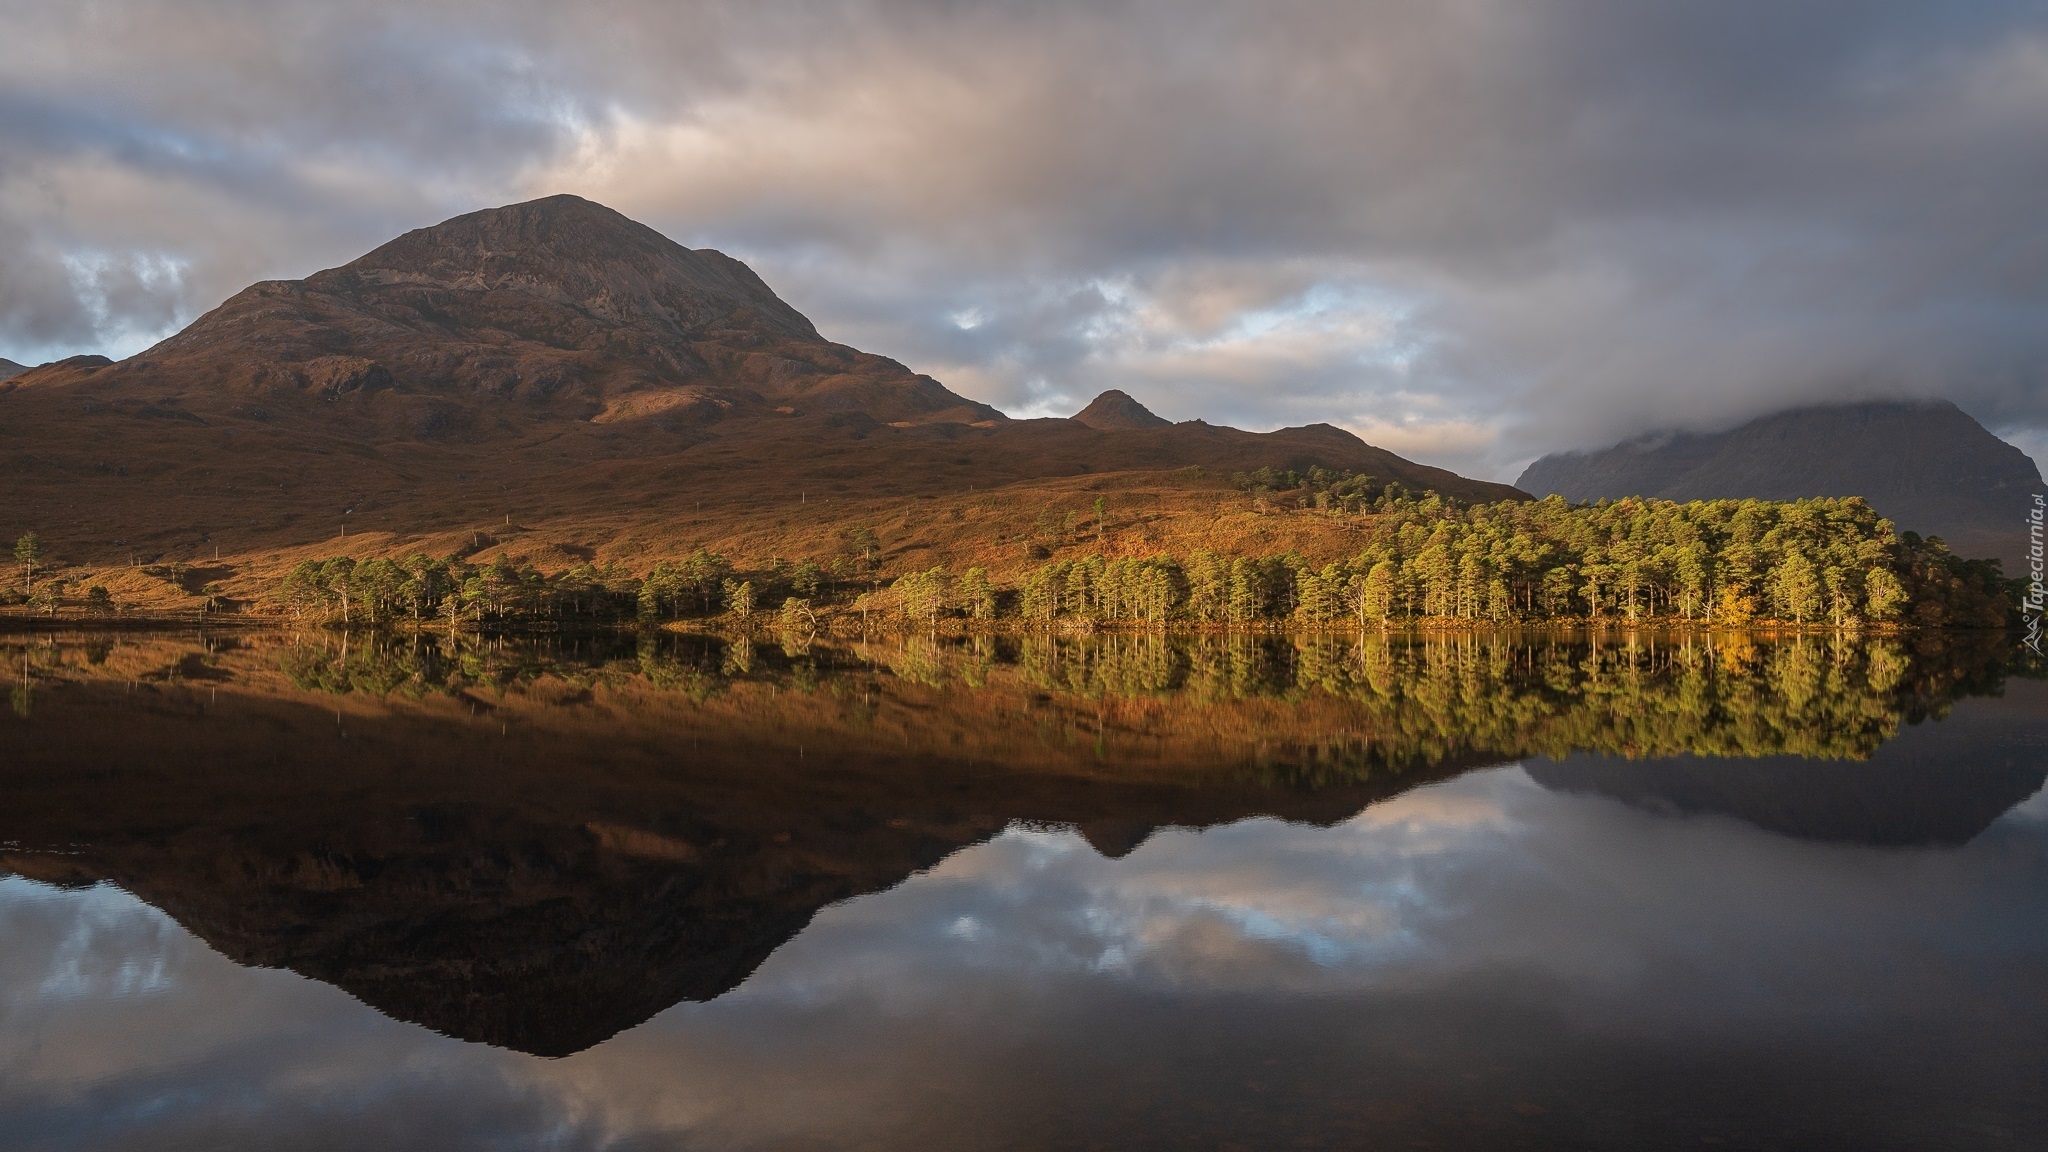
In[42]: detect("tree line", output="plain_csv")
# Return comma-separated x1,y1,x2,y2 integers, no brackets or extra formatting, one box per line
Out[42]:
270,493,2020,631
976,495,2010,630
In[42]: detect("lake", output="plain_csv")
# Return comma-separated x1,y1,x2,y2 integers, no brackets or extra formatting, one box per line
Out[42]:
2,629,2044,1150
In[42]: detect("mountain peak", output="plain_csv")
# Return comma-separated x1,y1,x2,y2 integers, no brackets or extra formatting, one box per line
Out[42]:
51,194,1004,427
315,194,823,345
1517,399,2045,566
1072,389,1170,430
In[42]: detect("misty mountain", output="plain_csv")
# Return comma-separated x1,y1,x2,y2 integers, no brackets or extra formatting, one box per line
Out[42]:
0,357,25,383
1517,401,2045,567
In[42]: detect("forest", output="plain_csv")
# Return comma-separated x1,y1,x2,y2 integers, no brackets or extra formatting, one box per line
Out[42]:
262,489,2022,632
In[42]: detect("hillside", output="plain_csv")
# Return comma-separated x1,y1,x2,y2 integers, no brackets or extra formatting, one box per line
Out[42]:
0,196,1523,606
1517,401,2044,568
0,357,24,382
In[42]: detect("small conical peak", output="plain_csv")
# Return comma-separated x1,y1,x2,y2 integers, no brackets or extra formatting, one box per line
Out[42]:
1072,389,1170,430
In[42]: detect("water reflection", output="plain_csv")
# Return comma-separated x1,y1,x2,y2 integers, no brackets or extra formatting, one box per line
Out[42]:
0,630,2044,1148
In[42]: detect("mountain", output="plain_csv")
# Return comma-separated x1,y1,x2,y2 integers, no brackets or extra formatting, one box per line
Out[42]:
18,194,1001,428
0,196,1522,585
1517,401,2045,567
1072,389,1171,430
0,357,24,382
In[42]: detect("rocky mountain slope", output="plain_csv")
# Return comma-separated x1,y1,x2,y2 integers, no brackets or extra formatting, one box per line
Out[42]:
0,357,24,382
0,196,1522,586
13,194,1001,429
1517,401,2044,567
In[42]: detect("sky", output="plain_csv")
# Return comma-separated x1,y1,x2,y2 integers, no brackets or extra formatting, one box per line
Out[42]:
2,0,2046,481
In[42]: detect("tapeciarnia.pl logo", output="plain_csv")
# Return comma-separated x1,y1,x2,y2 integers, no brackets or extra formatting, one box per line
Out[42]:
2026,492,2045,656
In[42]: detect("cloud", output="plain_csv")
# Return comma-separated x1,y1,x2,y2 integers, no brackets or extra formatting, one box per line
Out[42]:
3,0,2047,477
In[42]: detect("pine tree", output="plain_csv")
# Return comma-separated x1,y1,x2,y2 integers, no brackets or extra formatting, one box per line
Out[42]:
13,532,42,594
1768,551,1822,625
960,567,996,620
723,579,756,620
1864,567,1908,622
1362,560,1398,626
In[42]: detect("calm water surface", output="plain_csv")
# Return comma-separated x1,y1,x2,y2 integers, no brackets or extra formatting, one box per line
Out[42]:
1,630,2044,1150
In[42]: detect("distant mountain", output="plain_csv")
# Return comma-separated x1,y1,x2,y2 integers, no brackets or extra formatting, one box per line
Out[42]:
0,196,1521,570
0,356,26,382
1072,389,1171,430
1517,401,2045,567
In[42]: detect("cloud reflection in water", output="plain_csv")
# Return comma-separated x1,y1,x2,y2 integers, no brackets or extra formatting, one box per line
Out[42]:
4,759,2047,1150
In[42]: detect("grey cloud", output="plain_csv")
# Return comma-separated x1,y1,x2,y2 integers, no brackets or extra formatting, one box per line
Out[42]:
2,0,2045,475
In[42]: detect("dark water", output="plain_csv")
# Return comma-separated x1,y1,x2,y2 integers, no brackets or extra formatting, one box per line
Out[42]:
1,629,2045,1150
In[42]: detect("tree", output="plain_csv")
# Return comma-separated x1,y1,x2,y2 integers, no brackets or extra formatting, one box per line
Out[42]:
1185,551,1229,623
639,561,686,618
1360,561,1398,626
1674,543,1709,620
281,561,324,618
1767,551,1822,625
439,586,474,630
32,578,65,617
1864,567,1908,622
14,532,43,593
722,578,756,620
1227,557,1261,623
352,558,405,622
681,548,732,613
847,526,881,576
85,585,114,616
1293,563,1341,624
318,557,357,623
779,596,817,634
893,567,953,624
791,559,823,598
959,567,996,620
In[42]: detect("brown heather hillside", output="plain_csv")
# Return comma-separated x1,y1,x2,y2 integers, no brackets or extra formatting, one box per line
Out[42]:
0,196,1522,613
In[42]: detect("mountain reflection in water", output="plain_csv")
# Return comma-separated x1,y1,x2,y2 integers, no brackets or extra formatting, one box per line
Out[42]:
1,629,2044,1150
